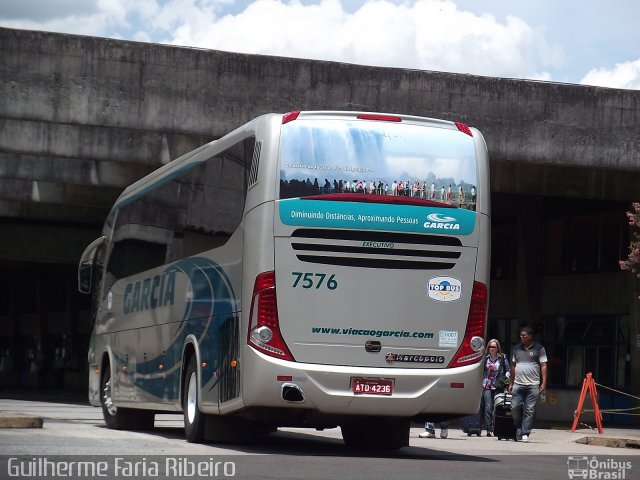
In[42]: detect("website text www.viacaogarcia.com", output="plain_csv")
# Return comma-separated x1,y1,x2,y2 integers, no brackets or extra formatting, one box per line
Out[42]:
312,327,434,339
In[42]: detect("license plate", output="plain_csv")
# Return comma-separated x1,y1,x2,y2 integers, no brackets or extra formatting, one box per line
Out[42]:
352,378,393,396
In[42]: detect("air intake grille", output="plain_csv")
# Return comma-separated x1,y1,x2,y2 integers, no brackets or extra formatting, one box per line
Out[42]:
290,229,462,270
248,141,261,189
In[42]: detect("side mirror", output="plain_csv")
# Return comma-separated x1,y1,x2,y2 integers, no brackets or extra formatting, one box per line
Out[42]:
78,263,94,294
78,236,106,294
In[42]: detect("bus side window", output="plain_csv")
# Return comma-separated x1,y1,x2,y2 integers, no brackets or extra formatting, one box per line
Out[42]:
103,136,255,284
167,137,254,262
108,239,167,279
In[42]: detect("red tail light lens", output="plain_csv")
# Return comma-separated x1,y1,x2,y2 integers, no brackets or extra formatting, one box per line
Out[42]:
247,271,294,361
282,111,300,124
447,281,487,367
455,122,473,137
357,114,402,122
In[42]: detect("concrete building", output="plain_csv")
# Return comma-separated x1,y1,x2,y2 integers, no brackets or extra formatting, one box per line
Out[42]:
1,27,639,424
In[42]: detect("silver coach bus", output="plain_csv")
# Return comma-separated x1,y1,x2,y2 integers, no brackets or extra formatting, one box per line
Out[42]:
78,111,490,449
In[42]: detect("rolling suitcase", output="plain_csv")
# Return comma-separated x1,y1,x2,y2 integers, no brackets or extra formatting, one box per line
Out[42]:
460,407,483,436
493,392,518,440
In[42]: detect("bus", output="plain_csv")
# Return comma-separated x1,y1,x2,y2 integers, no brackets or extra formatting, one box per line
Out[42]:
78,110,490,449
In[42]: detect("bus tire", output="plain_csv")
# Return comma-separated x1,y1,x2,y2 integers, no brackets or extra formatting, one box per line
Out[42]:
101,362,154,430
183,355,205,443
341,418,409,450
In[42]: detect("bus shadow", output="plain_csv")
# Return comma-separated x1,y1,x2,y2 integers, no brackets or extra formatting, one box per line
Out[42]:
149,426,496,462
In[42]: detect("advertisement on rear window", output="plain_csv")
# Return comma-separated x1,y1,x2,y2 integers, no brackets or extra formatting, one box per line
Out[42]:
279,199,476,234
278,118,478,234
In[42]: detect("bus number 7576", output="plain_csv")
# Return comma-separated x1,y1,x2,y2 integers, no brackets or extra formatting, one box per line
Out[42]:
291,272,338,290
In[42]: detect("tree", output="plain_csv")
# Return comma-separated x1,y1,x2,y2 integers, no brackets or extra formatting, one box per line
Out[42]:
620,203,640,282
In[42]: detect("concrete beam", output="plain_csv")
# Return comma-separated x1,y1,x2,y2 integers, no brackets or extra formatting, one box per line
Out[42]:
2,27,640,172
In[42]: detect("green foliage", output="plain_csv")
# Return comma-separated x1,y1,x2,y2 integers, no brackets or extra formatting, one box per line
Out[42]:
620,203,640,277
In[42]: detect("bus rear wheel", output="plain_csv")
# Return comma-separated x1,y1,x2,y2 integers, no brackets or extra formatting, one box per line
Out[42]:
183,355,205,443
101,362,154,430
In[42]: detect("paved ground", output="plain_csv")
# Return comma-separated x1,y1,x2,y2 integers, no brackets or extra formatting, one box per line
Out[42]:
1,399,639,480
1,398,639,456
409,425,640,455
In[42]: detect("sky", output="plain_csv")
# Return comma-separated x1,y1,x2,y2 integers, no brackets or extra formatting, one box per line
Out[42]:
1,0,639,90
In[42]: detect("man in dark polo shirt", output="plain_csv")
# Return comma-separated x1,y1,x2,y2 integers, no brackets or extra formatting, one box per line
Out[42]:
508,326,548,442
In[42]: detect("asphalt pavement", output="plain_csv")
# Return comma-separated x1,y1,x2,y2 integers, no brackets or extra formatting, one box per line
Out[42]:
1,398,639,456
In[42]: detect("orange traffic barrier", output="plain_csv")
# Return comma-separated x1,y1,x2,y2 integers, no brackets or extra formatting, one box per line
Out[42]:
571,372,604,434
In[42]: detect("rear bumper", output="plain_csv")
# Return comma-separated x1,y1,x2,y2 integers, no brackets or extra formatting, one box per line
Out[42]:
242,346,483,419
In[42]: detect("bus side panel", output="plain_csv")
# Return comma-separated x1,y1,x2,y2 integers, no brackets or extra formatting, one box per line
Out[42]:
471,128,490,216
88,342,100,406
88,219,115,407
475,213,491,285
197,227,245,412
94,233,244,412
238,201,276,409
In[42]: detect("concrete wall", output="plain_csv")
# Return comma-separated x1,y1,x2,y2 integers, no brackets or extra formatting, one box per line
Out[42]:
2,26,640,234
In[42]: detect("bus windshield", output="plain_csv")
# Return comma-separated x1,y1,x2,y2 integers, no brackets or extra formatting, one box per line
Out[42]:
279,118,478,209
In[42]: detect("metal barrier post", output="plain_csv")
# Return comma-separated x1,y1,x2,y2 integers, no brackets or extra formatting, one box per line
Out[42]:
571,372,604,434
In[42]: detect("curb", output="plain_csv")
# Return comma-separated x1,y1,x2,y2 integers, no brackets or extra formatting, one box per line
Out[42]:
0,412,43,428
575,436,640,450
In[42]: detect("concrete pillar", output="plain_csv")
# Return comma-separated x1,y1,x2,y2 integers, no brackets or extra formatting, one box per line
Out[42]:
629,284,640,425
515,197,544,331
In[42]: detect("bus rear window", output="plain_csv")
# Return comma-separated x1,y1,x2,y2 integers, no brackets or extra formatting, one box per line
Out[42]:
279,119,478,209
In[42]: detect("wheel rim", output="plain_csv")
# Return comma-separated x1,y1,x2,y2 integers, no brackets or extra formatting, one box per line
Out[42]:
102,373,117,416
187,371,197,424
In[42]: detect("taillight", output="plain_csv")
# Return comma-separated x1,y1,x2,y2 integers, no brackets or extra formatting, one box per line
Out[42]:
282,111,300,124
357,114,402,122
447,281,487,367
247,271,294,361
455,122,473,137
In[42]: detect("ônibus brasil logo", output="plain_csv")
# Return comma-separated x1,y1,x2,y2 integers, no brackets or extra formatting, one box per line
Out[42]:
567,456,632,479
423,213,460,230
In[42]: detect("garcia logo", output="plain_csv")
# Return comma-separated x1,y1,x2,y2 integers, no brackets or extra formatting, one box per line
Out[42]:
427,213,457,223
423,213,460,230
428,277,462,302
123,270,176,314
